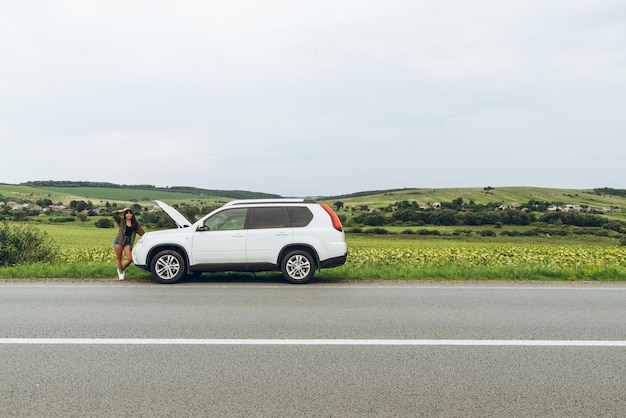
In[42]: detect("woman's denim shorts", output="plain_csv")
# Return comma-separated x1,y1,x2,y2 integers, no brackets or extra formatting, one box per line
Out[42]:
113,237,132,247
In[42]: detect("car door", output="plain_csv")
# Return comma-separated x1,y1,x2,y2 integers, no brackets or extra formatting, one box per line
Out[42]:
191,208,248,265
246,206,293,264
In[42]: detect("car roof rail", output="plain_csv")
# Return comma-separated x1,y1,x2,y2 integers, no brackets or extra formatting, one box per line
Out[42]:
224,199,318,206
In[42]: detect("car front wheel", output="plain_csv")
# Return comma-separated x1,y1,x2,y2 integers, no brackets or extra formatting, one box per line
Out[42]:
150,250,185,284
281,250,315,284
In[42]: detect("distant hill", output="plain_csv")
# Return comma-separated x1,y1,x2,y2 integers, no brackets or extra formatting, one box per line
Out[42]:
321,186,626,214
1,182,625,216
19,181,281,200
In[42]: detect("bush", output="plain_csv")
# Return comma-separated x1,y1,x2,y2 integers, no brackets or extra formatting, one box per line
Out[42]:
12,211,29,221
357,213,388,226
416,229,442,236
364,228,390,235
500,230,522,236
452,229,477,237
140,211,176,229
604,220,626,233
0,221,58,266
94,218,115,228
49,217,76,223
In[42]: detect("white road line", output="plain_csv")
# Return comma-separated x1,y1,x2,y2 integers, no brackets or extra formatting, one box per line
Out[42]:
0,338,625,346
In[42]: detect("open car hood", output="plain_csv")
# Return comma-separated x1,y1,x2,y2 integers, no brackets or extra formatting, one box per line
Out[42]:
154,200,192,228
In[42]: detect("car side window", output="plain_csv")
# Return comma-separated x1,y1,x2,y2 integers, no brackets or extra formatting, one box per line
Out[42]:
250,207,290,229
203,208,248,231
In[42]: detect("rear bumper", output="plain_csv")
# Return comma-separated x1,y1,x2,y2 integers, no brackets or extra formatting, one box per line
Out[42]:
319,253,347,269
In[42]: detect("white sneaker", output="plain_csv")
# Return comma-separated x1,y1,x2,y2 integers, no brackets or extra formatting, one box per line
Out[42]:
117,270,124,280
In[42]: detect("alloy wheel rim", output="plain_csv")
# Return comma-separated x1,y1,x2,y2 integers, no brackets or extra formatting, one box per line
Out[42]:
155,255,180,279
286,255,311,279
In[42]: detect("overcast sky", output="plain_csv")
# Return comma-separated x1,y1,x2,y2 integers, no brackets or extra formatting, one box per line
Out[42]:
1,1,625,197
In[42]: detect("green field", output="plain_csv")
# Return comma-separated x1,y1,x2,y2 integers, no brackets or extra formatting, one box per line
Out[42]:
325,186,625,207
40,186,207,203
0,182,278,206
36,220,115,248
1,218,625,282
2,183,626,281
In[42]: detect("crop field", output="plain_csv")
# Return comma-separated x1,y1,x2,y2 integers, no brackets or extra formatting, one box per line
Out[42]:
339,235,626,281
2,219,625,281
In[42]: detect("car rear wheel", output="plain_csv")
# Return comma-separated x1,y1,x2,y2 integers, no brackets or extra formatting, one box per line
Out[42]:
150,250,185,284
281,250,315,284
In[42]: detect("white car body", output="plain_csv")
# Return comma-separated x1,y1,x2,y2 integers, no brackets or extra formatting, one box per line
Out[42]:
132,199,347,284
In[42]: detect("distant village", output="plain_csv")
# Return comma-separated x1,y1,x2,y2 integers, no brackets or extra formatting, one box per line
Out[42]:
351,202,621,214
499,203,620,214
0,202,163,215
0,202,116,215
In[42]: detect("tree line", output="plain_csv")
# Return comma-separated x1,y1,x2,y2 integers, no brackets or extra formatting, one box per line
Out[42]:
21,181,280,199
349,198,621,229
594,187,626,197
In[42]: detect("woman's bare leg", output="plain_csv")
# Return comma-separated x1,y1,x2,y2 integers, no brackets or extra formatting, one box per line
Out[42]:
114,244,124,273
122,246,133,271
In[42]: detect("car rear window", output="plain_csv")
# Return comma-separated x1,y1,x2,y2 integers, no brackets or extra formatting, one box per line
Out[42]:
248,206,314,229
287,207,313,227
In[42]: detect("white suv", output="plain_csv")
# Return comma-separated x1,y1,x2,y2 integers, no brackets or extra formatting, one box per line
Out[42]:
132,199,347,284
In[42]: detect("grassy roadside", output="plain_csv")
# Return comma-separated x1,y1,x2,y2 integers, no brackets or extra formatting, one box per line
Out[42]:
2,229,626,281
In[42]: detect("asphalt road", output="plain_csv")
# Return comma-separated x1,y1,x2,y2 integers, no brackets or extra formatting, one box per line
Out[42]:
1,280,625,417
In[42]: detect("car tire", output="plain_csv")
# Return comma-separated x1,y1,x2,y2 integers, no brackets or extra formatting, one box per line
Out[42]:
150,250,186,284
281,250,315,284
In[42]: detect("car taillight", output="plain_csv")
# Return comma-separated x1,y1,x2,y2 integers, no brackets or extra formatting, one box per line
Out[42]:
320,204,343,232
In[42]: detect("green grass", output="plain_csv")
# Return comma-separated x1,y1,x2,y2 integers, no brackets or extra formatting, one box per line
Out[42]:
34,219,115,248
2,221,626,281
38,186,206,203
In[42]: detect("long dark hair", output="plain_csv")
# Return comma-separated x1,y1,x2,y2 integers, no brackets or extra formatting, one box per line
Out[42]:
124,209,140,230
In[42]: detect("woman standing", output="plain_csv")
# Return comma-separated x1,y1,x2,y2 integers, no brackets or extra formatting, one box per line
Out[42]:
112,208,145,280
